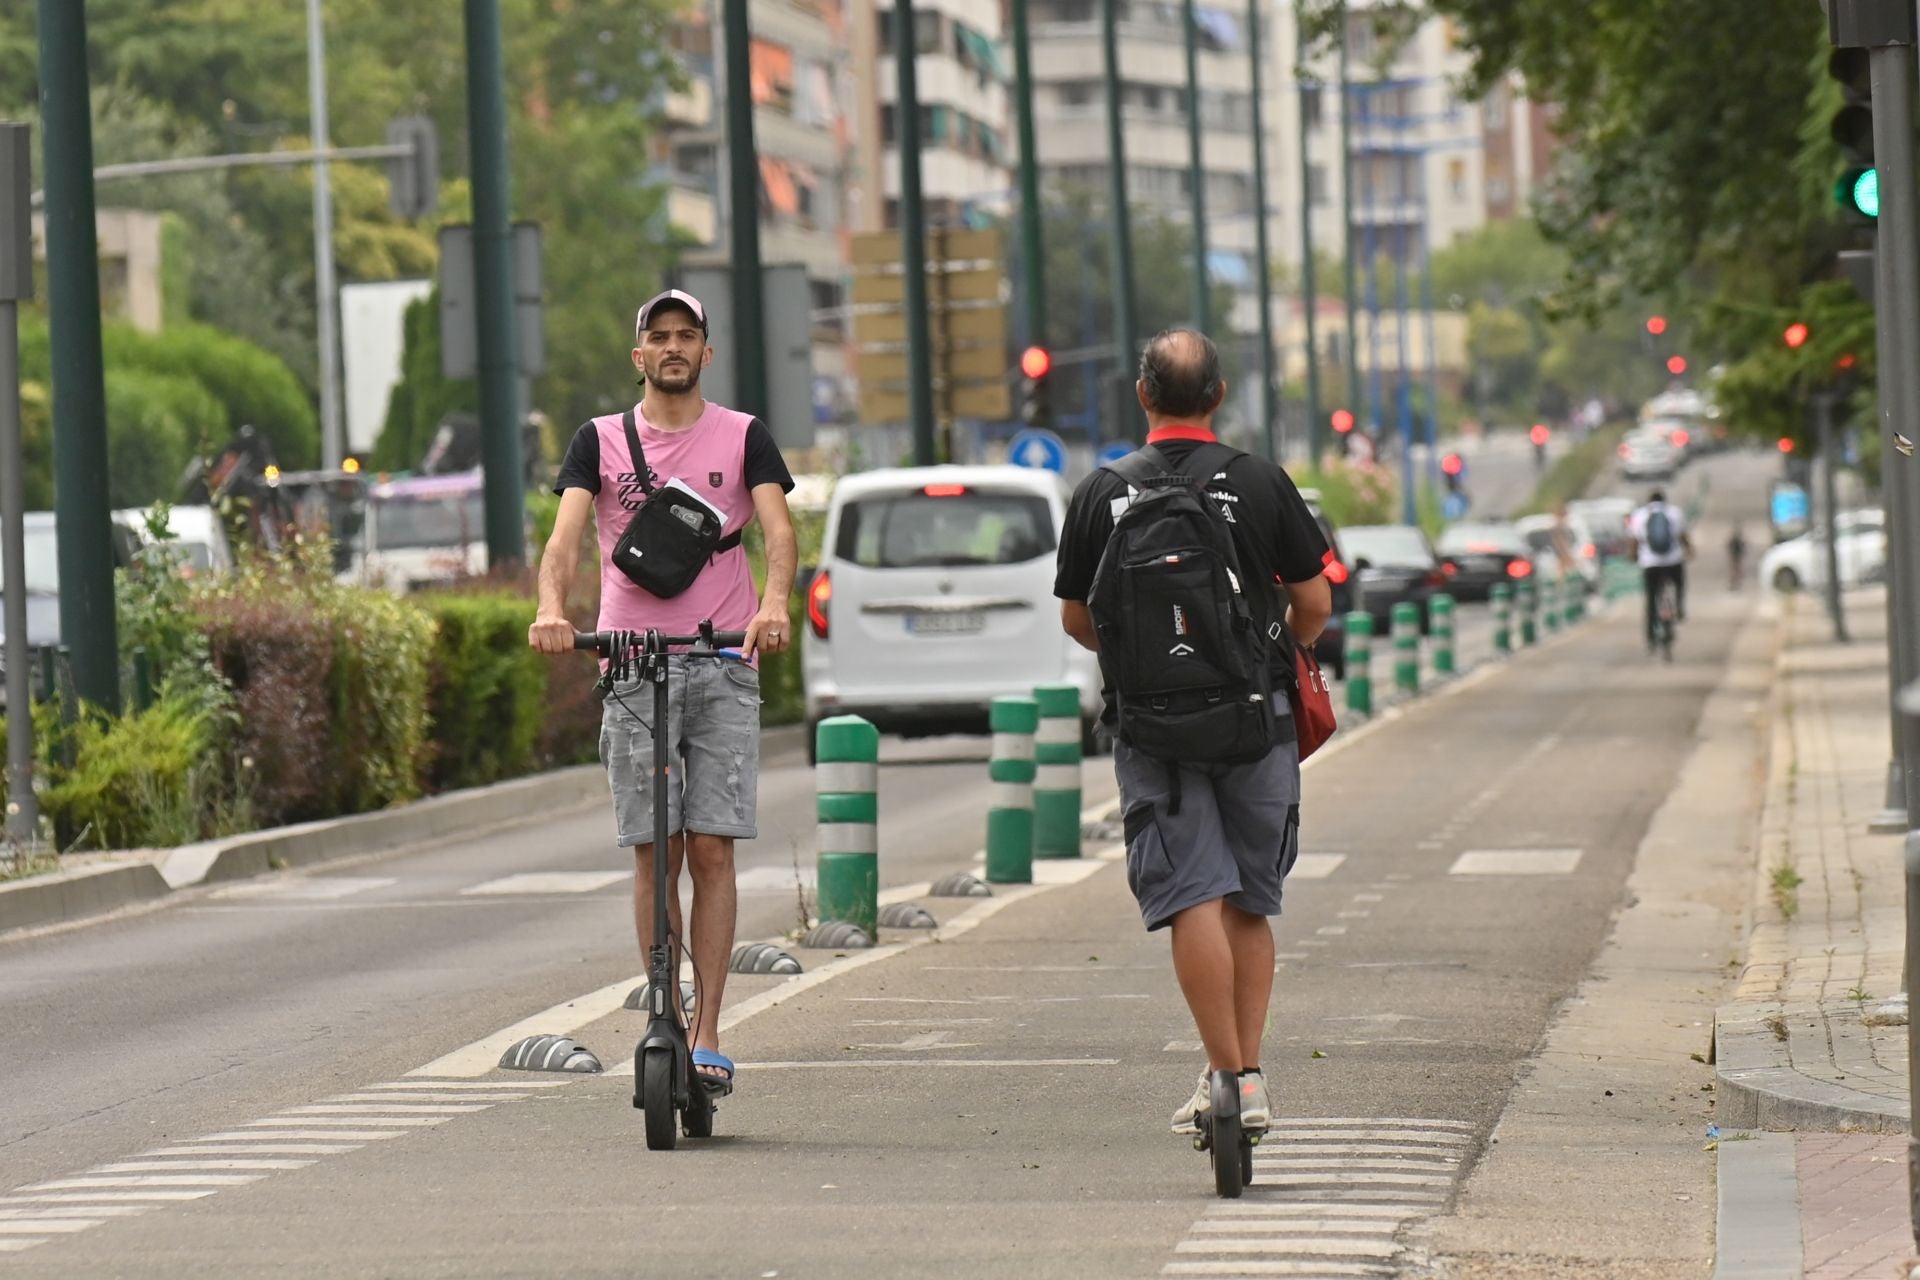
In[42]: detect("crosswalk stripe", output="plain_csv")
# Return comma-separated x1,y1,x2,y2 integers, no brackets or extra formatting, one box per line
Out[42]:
1448,848,1583,875
203,1129,405,1140
0,1239,50,1252
27,1175,264,1190
1287,854,1346,880
146,1145,362,1157
1162,1262,1391,1277
1177,1238,1399,1256
246,1116,447,1127
1188,1221,1399,1234
1264,1117,1472,1131
358,1079,568,1089
1251,1158,1459,1172
0,1220,103,1234
94,1160,314,1173
0,1191,219,1203
282,1103,490,1115
460,871,627,896
0,1206,153,1219
330,1093,527,1104
1204,1204,1410,1218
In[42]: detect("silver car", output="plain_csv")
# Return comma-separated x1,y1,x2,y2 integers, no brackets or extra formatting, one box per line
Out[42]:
1619,430,1680,481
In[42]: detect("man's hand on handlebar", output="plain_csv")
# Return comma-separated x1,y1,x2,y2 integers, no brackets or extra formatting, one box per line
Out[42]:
743,603,792,659
528,614,576,655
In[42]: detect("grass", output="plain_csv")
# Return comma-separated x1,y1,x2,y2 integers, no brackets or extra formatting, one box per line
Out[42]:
1770,862,1803,920
1514,424,1629,517
1848,986,1873,1003
0,841,60,882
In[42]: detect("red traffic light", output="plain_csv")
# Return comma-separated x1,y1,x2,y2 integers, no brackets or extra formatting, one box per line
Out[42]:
1836,352,1858,371
1330,408,1355,434
1784,322,1810,349
1019,346,1052,379
1440,453,1463,476
1529,424,1550,446
1778,437,1796,454
1646,316,1667,336
1666,355,1688,375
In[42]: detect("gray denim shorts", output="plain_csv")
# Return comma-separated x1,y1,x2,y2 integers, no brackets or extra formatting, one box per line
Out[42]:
599,656,762,846
1112,699,1301,932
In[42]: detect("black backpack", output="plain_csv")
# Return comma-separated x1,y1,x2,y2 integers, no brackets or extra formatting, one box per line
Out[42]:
1087,443,1281,774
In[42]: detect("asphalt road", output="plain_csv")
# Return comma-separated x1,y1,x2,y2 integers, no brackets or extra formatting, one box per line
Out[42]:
0,450,1775,1276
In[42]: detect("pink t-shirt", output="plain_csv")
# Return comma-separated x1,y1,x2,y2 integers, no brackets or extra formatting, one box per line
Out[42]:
554,400,794,643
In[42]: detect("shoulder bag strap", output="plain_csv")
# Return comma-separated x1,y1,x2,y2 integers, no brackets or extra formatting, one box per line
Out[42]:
621,408,654,496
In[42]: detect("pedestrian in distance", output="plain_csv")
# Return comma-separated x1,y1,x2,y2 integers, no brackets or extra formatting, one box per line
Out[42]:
528,289,799,1094
1628,488,1693,652
1728,524,1747,591
1053,328,1335,1138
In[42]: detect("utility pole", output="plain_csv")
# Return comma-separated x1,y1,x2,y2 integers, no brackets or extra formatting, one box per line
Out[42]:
1010,0,1047,366
306,0,344,470
723,0,769,419
35,0,119,714
1,122,36,842
464,0,526,569
1102,0,1139,439
1247,0,1277,458
1338,2,1361,423
1181,0,1210,332
1297,43,1323,463
894,0,937,465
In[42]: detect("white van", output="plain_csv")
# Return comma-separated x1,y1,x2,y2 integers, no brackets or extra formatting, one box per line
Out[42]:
801,465,1104,758
345,470,489,593
112,504,235,577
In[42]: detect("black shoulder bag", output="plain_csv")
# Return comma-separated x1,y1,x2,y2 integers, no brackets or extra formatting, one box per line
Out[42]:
609,408,742,598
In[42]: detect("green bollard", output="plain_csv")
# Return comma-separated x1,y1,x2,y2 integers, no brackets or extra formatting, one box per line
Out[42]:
1519,582,1538,646
986,696,1038,884
1491,583,1513,653
1543,577,1562,632
1032,684,1083,860
1564,574,1583,625
1344,611,1374,717
1392,602,1420,696
815,715,880,936
1429,593,1455,676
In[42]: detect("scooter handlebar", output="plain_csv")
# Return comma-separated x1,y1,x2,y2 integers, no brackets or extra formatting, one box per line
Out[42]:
573,629,751,655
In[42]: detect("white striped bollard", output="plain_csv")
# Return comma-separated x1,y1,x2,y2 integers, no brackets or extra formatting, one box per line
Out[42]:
986,696,1037,884
1032,684,1082,860
815,715,879,936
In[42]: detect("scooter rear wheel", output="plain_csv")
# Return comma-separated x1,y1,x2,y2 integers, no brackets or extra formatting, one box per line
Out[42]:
1207,1071,1243,1199
1239,1133,1255,1187
640,1047,678,1151
682,1088,715,1138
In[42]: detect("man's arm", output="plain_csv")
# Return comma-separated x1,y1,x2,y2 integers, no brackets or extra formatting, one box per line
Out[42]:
745,482,798,658
529,488,596,652
1282,577,1333,647
1060,600,1098,652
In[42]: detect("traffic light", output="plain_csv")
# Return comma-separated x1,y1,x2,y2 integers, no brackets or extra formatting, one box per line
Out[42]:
1528,424,1550,447
1667,355,1688,376
1330,408,1355,434
1645,316,1667,337
1784,322,1810,349
1019,345,1051,426
1829,48,1878,224
1440,452,1463,494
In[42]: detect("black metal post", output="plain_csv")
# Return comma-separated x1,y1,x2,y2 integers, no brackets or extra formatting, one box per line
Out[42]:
1181,0,1209,331
1102,0,1139,439
894,0,937,465
1247,0,1276,457
723,0,769,419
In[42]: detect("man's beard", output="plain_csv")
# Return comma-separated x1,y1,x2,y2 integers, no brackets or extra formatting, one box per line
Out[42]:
648,362,701,394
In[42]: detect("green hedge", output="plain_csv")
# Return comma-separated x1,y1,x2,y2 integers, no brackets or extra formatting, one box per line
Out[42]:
418,594,549,790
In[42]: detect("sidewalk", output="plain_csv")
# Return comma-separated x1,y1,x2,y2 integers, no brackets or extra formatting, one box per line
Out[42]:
1714,586,1918,1279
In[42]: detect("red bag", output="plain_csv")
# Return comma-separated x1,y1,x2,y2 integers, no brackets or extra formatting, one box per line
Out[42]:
1289,644,1337,760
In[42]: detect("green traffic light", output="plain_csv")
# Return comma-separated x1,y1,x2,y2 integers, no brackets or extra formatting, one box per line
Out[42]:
1855,167,1880,218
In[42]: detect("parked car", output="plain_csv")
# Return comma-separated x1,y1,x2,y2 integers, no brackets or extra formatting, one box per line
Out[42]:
112,503,235,578
1297,487,1353,680
0,513,143,708
1434,522,1534,602
1339,524,1447,632
1567,498,1635,560
800,466,1103,762
1759,509,1887,593
1619,429,1681,481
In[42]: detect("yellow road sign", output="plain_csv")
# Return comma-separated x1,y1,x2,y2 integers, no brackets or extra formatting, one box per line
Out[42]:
852,268,1002,306
852,304,1007,347
859,344,1008,383
850,227,1003,266
858,381,1012,424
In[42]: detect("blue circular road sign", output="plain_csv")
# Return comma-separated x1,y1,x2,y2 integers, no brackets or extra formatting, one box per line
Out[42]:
1010,428,1068,473
1442,491,1470,521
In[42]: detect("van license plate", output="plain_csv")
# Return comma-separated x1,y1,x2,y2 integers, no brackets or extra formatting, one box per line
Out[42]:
906,611,984,636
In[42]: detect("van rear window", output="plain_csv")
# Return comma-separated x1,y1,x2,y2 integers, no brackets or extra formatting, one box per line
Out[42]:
835,491,1056,568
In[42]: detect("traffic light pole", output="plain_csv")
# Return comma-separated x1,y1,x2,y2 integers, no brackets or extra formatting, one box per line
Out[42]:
1298,45,1323,463
1338,3,1362,427
35,0,119,715
1246,0,1277,459
1010,0,1047,368
1102,0,1139,439
1181,0,1210,333
463,0,527,570
893,0,938,466
723,0,770,421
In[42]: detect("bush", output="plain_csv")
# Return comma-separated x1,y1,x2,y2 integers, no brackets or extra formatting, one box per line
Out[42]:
109,323,320,469
417,593,549,790
1288,458,1398,528
1516,425,1628,517
104,370,225,508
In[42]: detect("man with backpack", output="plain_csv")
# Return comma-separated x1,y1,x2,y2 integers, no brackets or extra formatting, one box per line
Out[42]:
1629,489,1692,651
1053,329,1333,1137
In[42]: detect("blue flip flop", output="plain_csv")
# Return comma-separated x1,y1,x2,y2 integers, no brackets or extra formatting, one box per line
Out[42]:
691,1047,735,1096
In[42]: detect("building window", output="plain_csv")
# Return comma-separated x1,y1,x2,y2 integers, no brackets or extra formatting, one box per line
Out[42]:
1307,162,1328,207
1345,13,1375,60
1060,82,1094,108
1487,176,1511,204
1483,85,1509,131
1300,84,1322,128
876,9,940,55
1448,158,1467,201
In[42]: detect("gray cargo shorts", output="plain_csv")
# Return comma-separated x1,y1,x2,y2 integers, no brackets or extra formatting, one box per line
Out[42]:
1112,697,1301,931
599,656,762,846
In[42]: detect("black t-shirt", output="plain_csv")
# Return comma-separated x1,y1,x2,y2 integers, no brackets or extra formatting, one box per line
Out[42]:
1054,438,1330,607
551,414,794,498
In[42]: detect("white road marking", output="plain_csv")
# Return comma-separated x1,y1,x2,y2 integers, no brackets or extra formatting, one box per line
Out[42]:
0,1220,108,1234
1165,1040,1205,1053
1448,848,1584,875
355,1079,568,1090
1316,926,1347,936
608,1057,1119,1076
1287,854,1345,879
94,1160,314,1173
28,1175,265,1189
1266,1118,1473,1131
1253,1171,1453,1186
1177,1238,1398,1256
1188,1221,1399,1234
244,1116,447,1128
1351,894,1384,903
0,1191,219,1203
281,1103,490,1115
461,871,628,896
212,876,396,900
1204,1204,1411,1218
200,1129,405,1141
0,1206,152,1219
0,1239,51,1251
330,1092,527,1104
1162,1263,1391,1277
147,1145,359,1157
1337,911,1371,919
850,1018,996,1027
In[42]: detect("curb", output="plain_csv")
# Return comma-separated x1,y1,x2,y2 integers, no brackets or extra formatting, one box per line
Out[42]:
1714,1003,1908,1134
1713,1131,1804,1280
1,764,610,940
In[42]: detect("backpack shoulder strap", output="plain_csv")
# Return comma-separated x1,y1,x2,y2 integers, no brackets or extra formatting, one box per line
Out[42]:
621,408,654,496
1101,444,1173,490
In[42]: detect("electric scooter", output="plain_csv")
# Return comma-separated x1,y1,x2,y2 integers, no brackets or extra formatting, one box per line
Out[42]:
576,621,747,1151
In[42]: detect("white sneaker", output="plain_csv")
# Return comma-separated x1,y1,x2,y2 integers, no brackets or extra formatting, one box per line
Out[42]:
1239,1070,1270,1130
1170,1070,1211,1134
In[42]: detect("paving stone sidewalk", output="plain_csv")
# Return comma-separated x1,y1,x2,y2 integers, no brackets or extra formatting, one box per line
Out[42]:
1716,588,1909,1134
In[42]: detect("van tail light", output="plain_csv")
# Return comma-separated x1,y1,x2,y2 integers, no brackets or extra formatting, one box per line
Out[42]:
1507,558,1534,578
806,569,832,639
922,483,968,497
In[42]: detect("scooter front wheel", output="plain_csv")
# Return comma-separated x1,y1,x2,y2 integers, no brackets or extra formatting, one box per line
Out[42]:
640,1047,678,1151
1207,1070,1243,1199
682,1087,715,1139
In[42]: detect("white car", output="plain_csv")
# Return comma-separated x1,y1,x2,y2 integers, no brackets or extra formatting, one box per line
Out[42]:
800,465,1104,761
1619,430,1681,481
1759,510,1887,593
1515,513,1602,592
